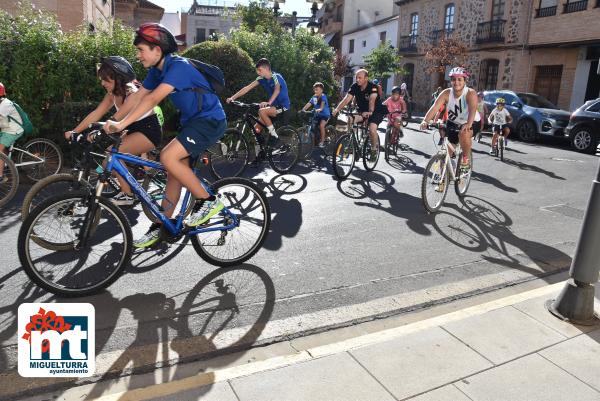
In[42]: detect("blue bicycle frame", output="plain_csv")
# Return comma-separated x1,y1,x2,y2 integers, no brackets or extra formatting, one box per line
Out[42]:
103,149,239,237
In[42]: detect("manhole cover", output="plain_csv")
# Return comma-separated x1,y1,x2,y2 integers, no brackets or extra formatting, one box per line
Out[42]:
540,204,584,220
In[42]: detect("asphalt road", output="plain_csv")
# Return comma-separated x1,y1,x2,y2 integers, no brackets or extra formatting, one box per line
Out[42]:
1,122,598,398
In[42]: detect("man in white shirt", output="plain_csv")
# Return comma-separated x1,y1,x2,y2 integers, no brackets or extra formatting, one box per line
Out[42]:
0,83,25,182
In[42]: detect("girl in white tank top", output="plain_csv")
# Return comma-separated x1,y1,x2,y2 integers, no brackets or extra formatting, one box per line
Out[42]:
446,86,480,126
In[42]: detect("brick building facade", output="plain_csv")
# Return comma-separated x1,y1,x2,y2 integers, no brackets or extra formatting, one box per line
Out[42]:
114,0,164,28
0,0,113,31
394,0,600,112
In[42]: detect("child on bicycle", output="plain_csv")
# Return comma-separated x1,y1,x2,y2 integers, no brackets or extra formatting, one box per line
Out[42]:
488,97,512,154
65,56,162,206
383,86,407,139
300,82,330,148
105,23,227,248
226,58,290,163
0,82,25,183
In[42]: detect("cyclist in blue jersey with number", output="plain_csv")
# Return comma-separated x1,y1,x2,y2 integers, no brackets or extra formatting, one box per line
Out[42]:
300,82,330,148
105,23,227,248
226,58,290,163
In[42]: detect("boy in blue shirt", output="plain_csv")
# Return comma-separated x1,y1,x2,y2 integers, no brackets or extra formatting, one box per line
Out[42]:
300,82,330,148
226,58,290,161
105,23,227,248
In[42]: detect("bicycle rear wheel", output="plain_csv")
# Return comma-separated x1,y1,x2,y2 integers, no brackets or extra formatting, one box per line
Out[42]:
297,127,312,160
332,134,356,180
421,153,449,213
208,128,249,180
268,126,300,174
499,136,504,161
362,134,380,171
19,138,63,182
18,192,132,297
191,177,270,267
21,173,86,220
455,150,473,198
0,152,18,208
323,125,340,157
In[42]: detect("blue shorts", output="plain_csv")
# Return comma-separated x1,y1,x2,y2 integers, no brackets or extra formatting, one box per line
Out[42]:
176,118,226,158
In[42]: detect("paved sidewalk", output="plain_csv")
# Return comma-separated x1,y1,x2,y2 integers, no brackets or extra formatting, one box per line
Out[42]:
23,280,600,401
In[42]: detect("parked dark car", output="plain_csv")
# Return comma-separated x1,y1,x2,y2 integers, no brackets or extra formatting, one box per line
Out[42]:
482,90,571,142
565,98,600,154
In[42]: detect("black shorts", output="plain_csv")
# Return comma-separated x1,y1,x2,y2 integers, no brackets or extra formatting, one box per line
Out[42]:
367,111,386,126
127,114,162,148
493,124,508,133
446,121,481,144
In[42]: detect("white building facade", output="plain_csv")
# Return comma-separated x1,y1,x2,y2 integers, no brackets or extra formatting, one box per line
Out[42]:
185,4,239,46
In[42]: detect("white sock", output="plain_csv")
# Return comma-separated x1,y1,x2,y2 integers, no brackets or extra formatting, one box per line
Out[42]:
267,125,278,138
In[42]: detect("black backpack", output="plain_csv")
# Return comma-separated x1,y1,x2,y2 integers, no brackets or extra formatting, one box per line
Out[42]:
186,58,225,95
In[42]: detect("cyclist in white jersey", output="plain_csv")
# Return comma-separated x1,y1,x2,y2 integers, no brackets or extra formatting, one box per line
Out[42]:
488,97,513,154
420,67,479,172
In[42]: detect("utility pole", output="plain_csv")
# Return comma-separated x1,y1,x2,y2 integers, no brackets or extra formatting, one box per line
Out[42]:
547,159,600,325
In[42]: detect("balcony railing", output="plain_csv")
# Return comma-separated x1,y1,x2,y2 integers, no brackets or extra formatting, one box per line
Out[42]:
535,5,557,17
430,28,454,45
563,0,588,12
475,19,506,44
399,35,418,52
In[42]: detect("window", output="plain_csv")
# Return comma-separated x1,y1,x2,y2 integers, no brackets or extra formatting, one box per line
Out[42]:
349,39,354,53
540,0,557,6
536,0,558,17
410,13,419,36
380,31,387,43
343,76,353,92
533,65,563,105
485,92,518,106
518,93,558,109
362,40,367,47
196,28,206,43
336,6,343,22
587,101,600,113
491,0,505,20
444,4,455,31
480,59,499,90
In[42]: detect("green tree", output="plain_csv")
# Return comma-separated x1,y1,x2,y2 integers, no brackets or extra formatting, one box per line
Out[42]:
363,41,404,81
234,1,281,33
230,26,338,111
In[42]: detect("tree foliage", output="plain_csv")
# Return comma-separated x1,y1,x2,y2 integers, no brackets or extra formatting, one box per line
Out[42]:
424,38,468,74
363,42,404,80
233,1,281,34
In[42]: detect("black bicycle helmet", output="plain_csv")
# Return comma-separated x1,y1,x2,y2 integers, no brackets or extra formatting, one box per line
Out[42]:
135,23,178,55
100,56,136,82
391,86,401,94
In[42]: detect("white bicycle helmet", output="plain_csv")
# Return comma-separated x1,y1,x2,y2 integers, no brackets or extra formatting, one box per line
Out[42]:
448,66,469,78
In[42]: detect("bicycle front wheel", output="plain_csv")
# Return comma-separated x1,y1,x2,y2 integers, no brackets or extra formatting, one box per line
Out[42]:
18,192,132,297
422,153,449,213
208,128,249,180
455,150,473,198
19,138,63,181
332,134,356,180
362,134,380,171
191,177,271,267
0,152,18,208
268,126,301,174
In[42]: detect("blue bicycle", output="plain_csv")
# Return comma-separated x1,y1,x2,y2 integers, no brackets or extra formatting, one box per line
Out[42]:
18,124,271,297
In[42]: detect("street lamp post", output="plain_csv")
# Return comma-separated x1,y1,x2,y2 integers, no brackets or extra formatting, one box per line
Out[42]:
270,0,323,37
546,159,600,325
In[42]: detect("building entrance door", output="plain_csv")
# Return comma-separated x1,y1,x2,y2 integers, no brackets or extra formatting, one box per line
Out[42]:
584,60,600,101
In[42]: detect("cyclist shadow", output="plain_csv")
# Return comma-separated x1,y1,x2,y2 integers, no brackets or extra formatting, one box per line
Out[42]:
338,169,434,236
386,154,425,175
127,237,191,274
250,174,306,251
502,158,566,180
82,264,275,400
431,196,572,277
0,186,28,234
472,170,519,193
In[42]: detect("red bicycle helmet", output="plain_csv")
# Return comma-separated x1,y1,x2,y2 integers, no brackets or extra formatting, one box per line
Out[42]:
0,82,5,97
135,23,177,55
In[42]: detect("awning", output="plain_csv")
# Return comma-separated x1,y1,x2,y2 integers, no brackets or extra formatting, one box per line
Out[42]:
323,32,336,44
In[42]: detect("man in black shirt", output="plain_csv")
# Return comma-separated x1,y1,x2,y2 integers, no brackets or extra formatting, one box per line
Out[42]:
332,69,387,156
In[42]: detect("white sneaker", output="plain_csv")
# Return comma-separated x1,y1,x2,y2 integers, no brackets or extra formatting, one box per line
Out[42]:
133,223,162,248
186,197,225,227
111,192,136,206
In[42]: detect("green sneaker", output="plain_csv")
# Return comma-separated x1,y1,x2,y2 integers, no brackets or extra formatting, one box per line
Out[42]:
186,197,225,227
133,223,161,248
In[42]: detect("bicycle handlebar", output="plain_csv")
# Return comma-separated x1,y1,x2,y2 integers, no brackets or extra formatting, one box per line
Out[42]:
229,100,260,110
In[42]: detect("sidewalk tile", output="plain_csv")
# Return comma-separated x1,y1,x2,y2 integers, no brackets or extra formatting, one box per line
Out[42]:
151,381,237,401
513,295,598,338
408,384,471,401
443,306,566,364
455,353,600,401
540,328,600,392
229,352,395,401
350,326,492,400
